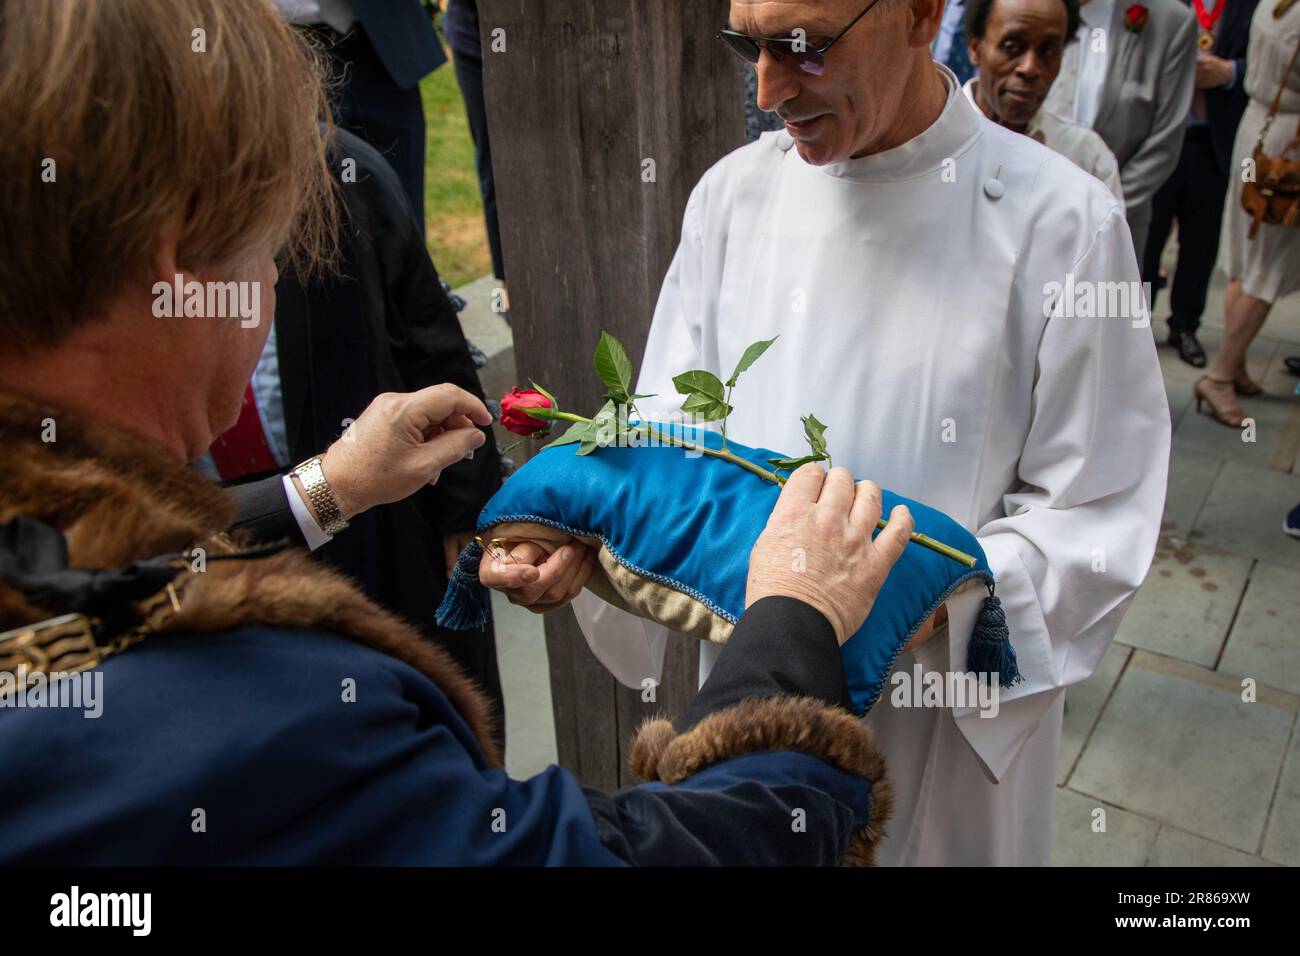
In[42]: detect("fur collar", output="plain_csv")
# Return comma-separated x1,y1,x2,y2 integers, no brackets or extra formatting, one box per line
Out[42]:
0,391,501,767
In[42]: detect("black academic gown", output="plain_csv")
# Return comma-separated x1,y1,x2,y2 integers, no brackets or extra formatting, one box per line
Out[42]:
270,128,505,740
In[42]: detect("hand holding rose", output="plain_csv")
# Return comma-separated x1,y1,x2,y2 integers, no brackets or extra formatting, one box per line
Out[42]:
309,384,491,521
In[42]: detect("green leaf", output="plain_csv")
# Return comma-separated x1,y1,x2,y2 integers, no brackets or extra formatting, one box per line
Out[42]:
680,393,732,422
801,413,831,469
672,369,726,402
726,336,779,387
521,405,566,422
589,399,620,446
593,332,634,402
802,413,828,455
576,438,601,456
529,380,559,412
679,392,717,411
767,453,827,471
542,421,593,450
628,393,657,401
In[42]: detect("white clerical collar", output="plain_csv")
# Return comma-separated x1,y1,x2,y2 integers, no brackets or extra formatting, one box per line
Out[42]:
807,63,983,183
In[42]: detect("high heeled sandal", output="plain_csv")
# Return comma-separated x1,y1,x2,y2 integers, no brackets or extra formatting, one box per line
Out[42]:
1234,375,1264,396
1194,376,1245,428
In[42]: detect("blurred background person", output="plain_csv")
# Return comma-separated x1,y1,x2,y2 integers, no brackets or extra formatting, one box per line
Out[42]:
1143,0,1260,369
277,0,444,233
444,0,507,286
934,0,979,83
1194,0,1300,425
963,0,1126,198
1043,0,1198,254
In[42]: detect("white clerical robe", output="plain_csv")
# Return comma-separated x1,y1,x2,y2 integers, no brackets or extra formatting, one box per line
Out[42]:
572,65,1170,865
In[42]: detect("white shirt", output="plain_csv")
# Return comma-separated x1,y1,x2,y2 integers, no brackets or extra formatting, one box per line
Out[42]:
1073,0,1118,127
573,65,1169,865
962,78,1125,202
275,0,356,34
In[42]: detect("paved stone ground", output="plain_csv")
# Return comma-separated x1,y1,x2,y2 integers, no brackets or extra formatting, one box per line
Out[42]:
455,250,1300,863
1053,252,1299,867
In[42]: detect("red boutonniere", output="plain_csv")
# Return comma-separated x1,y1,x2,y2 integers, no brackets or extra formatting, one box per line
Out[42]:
1123,3,1149,32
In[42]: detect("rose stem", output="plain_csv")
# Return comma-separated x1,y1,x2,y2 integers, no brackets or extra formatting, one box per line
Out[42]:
548,414,977,568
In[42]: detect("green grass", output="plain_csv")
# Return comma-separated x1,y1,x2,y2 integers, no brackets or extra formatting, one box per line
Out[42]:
420,55,492,288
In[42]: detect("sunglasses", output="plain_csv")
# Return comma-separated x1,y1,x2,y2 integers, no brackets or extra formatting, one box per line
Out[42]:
717,0,882,76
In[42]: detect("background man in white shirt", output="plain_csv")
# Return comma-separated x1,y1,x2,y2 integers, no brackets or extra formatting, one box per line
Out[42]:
1043,0,1198,254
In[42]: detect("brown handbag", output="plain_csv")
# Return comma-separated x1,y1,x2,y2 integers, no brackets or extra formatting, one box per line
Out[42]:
1242,33,1300,238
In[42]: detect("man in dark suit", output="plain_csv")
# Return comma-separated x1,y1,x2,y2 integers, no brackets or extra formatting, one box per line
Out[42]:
444,0,506,282
282,0,445,233
1142,0,1259,367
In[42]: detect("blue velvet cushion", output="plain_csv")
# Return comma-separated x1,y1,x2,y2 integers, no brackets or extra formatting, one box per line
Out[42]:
439,422,1011,714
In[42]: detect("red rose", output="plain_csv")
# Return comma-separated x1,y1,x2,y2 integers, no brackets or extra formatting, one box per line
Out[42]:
1123,3,1148,32
500,387,553,436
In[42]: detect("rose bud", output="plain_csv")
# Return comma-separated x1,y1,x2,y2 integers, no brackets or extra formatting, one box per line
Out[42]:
500,387,553,436
1123,3,1148,31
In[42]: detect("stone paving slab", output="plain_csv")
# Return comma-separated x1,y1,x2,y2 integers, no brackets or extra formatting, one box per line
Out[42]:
1070,651,1295,853
1220,563,1300,697
1147,825,1274,866
1162,448,1222,537
1192,461,1300,568
1051,786,1159,866
1262,723,1300,866
1059,643,1131,786
1260,357,1300,477
1115,540,1251,668
454,274,512,359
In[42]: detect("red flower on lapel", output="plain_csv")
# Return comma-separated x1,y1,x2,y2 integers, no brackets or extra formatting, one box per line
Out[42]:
1123,3,1149,32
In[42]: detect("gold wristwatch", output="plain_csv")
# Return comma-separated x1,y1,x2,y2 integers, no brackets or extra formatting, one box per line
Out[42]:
291,456,349,535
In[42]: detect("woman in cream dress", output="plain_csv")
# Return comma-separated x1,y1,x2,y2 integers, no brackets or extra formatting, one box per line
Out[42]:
1196,0,1300,426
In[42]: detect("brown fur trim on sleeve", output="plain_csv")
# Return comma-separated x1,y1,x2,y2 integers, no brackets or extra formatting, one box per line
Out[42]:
630,695,892,866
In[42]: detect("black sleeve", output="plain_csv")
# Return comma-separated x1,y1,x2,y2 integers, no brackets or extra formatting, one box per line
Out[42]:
581,765,859,866
226,476,307,547
678,595,852,730
579,597,889,867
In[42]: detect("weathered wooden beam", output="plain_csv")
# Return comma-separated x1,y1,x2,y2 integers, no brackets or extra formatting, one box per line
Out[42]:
479,0,745,788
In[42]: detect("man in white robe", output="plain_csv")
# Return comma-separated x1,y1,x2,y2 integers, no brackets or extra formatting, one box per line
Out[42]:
485,0,1171,865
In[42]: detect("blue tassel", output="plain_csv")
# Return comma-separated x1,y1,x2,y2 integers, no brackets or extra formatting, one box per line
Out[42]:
436,539,490,630
967,585,1021,688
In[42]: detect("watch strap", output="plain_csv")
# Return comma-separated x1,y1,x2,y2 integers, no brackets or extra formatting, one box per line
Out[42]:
292,457,348,536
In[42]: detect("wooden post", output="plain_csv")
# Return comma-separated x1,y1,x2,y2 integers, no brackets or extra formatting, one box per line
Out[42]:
478,0,746,788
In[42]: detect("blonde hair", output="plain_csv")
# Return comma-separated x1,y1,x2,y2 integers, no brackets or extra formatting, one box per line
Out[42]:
0,0,338,351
